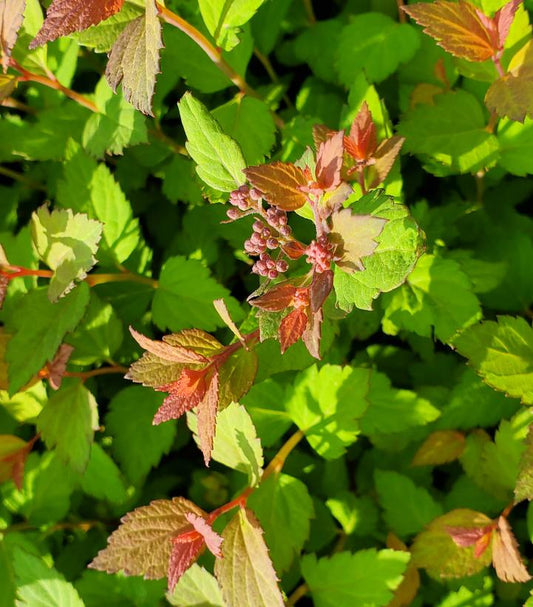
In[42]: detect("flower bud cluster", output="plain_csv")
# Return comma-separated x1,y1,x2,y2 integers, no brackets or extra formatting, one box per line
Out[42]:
265,207,292,238
251,253,288,279
305,236,334,273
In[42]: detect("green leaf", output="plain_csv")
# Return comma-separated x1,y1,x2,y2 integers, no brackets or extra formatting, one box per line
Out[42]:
333,190,422,312
436,577,493,607
292,20,344,85
81,443,128,504
75,570,166,607
214,508,284,607
11,0,48,76
152,256,241,332
212,96,276,165
382,254,482,343
189,402,263,485
301,549,410,607
497,117,533,176
375,470,443,538
83,78,148,157
178,92,246,192
161,155,203,205
6,283,90,394
454,316,533,405
37,380,99,474
326,492,379,537
248,473,314,573
31,205,102,302
336,14,420,85
199,0,265,51
105,0,163,115
398,90,499,174
57,140,143,265
74,3,143,52
285,364,369,459
12,546,85,607
105,386,177,483
167,564,225,607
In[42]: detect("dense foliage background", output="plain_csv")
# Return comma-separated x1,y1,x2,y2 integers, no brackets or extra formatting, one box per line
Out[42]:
1,0,533,605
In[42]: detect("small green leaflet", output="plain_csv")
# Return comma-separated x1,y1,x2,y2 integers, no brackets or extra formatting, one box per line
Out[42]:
74,3,143,52
198,0,265,51
80,442,128,505
178,92,247,192
214,508,284,607
31,205,102,302
167,563,225,607
301,549,410,607
105,0,163,116
6,283,89,394
454,316,533,405
37,379,99,474
11,546,85,607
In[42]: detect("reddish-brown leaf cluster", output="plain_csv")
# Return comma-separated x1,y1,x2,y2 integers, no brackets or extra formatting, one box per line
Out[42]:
0,433,38,489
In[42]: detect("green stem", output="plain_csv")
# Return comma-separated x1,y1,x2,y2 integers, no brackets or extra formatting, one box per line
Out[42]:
397,0,407,23
85,272,158,288
65,365,129,380
302,0,316,24
0,166,46,191
286,583,309,606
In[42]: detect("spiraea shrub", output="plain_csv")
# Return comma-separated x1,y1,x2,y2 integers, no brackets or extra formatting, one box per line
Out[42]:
1,0,533,605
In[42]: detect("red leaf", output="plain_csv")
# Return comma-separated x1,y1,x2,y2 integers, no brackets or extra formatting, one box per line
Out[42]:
1,0,26,72
279,308,307,354
346,102,377,161
0,434,37,490
47,343,74,390
281,240,306,260
130,327,207,364
309,270,333,313
494,0,521,49
315,130,344,190
302,308,322,360
312,123,335,151
369,136,405,188
30,0,125,48
492,516,531,583
249,283,297,312
197,371,219,465
403,1,496,62
153,368,208,425
168,536,204,592
244,162,308,211
446,524,494,558
185,512,223,557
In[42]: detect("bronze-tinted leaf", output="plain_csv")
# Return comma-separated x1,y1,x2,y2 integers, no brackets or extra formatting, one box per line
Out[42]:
30,0,125,48
302,308,322,360
446,524,493,557
197,371,219,465
153,368,208,425
494,0,521,49
386,533,421,607
0,0,25,72
346,101,377,161
0,434,37,489
244,162,308,211
492,516,531,583
309,270,333,313
315,130,344,190
279,308,307,354
47,343,74,390
249,283,297,312
130,327,207,364
369,135,405,188
412,430,466,466
403,1,496,62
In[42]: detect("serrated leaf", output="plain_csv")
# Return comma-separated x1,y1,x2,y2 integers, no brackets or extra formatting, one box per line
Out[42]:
286,364,369,459
178,92,246,192
80,442,128,504
492,515,531,582
1,0,26,71
152,256,241,332
411,509,493,578
0,434,35,489
105,0,163,115
37,379,98,473
333,190,421,311
214,508,284,607
90,497,207,579
244,161,308,211
218,345,258,409
326,492,379,537
403,1,496,62
412,430,466,466
6,283,89,394
515,424,533,502
279,308,307,353
382,254,482,343
167,563,225,607
248,473,313,573
454,316,533,404
330,209,387,273
375,470,443,538
199,0,265,51
30,0,124,47
301,549,410,607
12,546,85,607
197,371,219,465
31,205,102,302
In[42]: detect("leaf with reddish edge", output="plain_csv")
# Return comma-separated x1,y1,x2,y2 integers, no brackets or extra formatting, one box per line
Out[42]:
168,512,223,591
105,0,163,116
446,524,494,558
213,298,244,343
244,162,308,211
30,0,125,48
312,123,335,150
315,130,344,190
249,283,297,312
214,508,284,607
412,430,466,467
302,308,322,360
346,101,377,161
218,347,258,409
0,434,37,489
47,343,74,390
492,516,531,583
281,240,306,260
0,0,26,72
197,371,220,465
494,0,521,49
279,308,307,354
403,1,496,62
310,270,333,313
130,327,207,364
153,368,208,425
89,497,206,580
368,136,405,188
164,329,224,358
330,209,387,273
